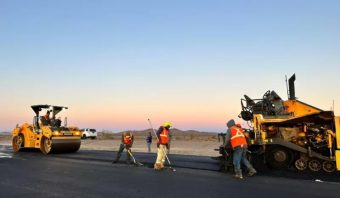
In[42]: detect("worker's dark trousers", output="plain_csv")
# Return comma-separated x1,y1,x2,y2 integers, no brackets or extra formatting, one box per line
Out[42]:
147,142,151,152
115,143,131,162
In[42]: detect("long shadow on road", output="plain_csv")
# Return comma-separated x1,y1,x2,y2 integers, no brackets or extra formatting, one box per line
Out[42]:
6,146,340,183
51,149,340,183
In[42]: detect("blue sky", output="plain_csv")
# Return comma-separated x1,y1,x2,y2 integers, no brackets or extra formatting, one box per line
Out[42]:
0,0,339,132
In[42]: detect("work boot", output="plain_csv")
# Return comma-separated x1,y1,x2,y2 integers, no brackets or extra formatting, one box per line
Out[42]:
126,154,132,164
112,156,120,164
247,167,257,177
159,163,164,170
154,163,162,170
233,170,243,179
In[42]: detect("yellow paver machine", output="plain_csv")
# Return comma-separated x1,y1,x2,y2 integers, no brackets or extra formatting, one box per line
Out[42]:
12,105,81,154
239,74,340,172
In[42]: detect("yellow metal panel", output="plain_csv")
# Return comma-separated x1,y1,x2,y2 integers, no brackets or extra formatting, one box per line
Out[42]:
336,150,340,171
335,117,340,149
283,100,321,117
336,117,340,171
11,127,20,136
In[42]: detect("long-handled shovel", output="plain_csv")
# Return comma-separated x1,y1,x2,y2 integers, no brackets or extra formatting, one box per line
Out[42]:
147,119,176,172
127,149,143,166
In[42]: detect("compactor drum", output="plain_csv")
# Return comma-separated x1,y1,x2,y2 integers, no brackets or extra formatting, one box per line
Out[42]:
12,105,81,154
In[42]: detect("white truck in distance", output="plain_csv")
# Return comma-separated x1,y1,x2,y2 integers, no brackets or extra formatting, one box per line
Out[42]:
81,128,97,139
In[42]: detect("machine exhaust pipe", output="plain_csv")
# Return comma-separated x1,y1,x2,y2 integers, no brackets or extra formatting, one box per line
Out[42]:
288,74,296,100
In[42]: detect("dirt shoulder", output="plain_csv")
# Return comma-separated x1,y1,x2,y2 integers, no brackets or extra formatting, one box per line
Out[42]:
81,139,220,157
1,133,222,157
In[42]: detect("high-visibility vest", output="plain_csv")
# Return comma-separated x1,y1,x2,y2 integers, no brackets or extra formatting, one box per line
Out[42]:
44,114,50,120
123,133,132,145
230,126,247,149
158,128,169,145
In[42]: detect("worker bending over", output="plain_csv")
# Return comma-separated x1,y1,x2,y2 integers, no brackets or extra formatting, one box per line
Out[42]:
113,131,134,164
154,121,172,170
226,119,256,179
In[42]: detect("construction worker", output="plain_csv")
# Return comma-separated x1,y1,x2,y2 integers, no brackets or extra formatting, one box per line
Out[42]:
44,110,51,125
226,119,256,179
154,121,172,170
113,131,134,164
44,110,50,119
146,132,152,152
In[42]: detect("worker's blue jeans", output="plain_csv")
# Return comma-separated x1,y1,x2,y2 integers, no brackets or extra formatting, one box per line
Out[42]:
233,146,252,171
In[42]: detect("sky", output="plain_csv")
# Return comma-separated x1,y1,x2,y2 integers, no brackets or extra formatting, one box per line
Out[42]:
0,0,339,132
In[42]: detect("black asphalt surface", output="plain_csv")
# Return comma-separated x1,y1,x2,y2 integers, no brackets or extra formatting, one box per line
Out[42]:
1,145,340,198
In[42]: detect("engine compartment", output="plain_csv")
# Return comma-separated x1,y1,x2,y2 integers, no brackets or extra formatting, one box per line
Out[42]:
263,122,336,157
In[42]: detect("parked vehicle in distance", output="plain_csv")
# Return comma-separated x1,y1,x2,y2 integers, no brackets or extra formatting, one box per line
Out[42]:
81,128,97,139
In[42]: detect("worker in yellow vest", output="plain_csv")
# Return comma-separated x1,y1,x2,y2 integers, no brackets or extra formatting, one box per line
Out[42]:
113,131,134,164
154,121,172,170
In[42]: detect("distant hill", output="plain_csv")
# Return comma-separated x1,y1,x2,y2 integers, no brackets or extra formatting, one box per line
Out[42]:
98,128,218,141
0,132,11,140
0,132,10,134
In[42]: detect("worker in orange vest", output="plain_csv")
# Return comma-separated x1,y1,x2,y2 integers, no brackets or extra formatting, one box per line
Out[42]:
113,131,134,164
44,110,51,125
154,121,172,170
226,119,256,179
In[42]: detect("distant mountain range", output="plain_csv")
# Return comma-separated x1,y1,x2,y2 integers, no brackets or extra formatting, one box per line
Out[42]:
99,128,218,141
117,128,216,134
0,132,11,135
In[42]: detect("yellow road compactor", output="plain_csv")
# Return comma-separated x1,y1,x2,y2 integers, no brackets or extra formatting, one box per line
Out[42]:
12,105,81,154
238,74,340,172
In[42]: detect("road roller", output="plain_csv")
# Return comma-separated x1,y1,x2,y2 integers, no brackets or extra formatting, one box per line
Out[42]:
12,105,81,154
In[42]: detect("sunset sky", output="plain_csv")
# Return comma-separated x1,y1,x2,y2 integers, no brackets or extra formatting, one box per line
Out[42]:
1,1,339,132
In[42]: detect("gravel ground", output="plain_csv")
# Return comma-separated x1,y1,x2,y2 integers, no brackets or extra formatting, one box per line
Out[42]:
80,139,220,156
0,136,221,157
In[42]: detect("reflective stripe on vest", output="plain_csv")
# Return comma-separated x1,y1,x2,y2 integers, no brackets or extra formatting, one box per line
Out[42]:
230,126,247,149
123,133,132,145
158,128,169,144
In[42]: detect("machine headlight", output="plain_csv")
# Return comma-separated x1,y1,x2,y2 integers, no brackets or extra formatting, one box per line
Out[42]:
75,132,80,136
53,132,60,136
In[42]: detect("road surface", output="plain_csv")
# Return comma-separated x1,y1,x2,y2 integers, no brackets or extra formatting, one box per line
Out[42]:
0,145,339,198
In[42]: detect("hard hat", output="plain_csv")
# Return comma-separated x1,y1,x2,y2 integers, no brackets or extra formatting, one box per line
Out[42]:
163,121,172,128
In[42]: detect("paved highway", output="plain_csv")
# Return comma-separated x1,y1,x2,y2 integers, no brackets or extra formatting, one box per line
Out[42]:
0,145,339,198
